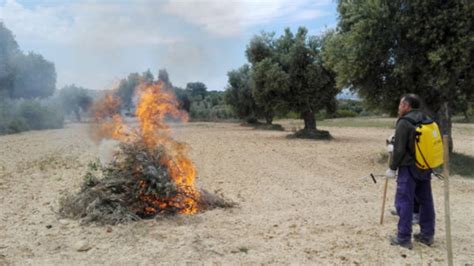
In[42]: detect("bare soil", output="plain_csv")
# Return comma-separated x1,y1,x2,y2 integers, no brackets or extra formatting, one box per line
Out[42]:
0,119,473,265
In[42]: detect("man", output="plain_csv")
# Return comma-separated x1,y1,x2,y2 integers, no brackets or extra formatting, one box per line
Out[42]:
387,135,420,225
386,94,435,249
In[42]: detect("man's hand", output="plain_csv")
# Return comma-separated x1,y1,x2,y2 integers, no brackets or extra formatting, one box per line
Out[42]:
386,134,395,153
386,134,395,145
385,169,396,178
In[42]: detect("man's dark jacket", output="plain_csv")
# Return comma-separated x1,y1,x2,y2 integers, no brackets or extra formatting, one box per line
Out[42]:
390,109,425,171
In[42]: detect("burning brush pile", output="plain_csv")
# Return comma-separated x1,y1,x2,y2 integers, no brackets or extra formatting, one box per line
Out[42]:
59,82,233,225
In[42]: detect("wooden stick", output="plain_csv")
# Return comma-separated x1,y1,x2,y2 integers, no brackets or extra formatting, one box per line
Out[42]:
443,135,453,266
380,152,392,225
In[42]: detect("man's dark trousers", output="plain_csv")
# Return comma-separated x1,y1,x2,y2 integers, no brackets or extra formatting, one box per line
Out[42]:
395,166,435,241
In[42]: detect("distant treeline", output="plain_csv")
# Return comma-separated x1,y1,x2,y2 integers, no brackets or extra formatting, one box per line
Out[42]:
2,0,473,137
110,69,234,121
111,68,372,123
0,17,384,137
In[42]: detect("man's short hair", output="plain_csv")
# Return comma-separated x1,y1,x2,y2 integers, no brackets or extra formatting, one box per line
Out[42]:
401,94,421,109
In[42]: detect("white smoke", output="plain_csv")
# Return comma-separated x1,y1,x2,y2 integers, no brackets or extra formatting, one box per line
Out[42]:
98,139,121,167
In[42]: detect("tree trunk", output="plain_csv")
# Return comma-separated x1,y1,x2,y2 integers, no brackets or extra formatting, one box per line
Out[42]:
434,102,453,153
265,116,273,125
74,108,82,122
265,112,273,125
463,110,469,121
245,117,258,124
302,110,316,131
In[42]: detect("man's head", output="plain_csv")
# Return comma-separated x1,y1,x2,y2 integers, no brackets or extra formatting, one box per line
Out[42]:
398,94,421,116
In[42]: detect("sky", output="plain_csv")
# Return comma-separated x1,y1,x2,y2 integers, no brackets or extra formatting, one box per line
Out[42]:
0,0,338,91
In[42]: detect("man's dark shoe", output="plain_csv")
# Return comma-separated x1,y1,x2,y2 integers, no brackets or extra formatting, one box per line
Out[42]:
390,236,413,249
390,209,398,216
414,233,434,246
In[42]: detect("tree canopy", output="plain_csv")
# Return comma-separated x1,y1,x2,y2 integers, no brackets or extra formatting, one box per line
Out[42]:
115,70,154,112
323,0,474,144
186,82,208,101
158,69,172,89
225,64,261,123
238,27,339,134
0,23,56,99
11,52,56,99
251,58,289,124
58,84,93,122
0,22,19,98
283,28,338,131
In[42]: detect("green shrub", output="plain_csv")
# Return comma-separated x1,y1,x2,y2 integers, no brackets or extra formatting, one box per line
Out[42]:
359,110,379,116
19,101,47,130
0,99,64,135
19,100,63,130
335,109,358,118
287,111,299,119
6,117,29,133
315,112,328,120
190,101,236,121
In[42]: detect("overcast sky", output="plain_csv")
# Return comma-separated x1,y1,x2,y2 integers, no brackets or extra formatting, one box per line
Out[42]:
0,0,337,91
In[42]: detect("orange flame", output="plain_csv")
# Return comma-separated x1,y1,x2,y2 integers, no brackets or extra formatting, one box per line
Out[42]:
135,83,198,214
135,83,188,149
90,93,134,143
92,82,199,214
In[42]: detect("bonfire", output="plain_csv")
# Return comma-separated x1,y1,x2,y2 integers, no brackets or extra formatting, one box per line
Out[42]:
59,82,233,224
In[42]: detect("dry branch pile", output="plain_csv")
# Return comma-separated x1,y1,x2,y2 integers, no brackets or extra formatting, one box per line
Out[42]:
59,141,234,225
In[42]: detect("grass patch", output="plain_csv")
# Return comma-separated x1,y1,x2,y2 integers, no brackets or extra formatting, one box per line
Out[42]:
451,152,474,178
452,115,474,124
317,117,394,128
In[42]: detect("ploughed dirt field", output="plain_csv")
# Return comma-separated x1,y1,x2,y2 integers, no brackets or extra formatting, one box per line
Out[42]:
1,119,473,265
